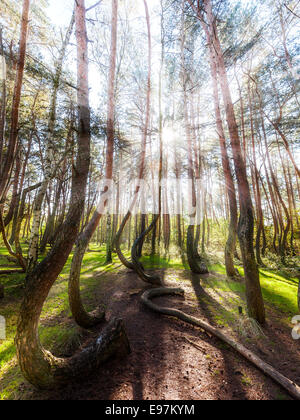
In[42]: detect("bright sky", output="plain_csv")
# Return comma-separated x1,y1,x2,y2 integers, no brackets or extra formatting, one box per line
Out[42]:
47,0,161,28
46,0,162,109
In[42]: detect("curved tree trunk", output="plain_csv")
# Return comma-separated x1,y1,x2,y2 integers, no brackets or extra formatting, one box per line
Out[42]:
16,0,129,389
69,0,119,328
129,0,163,285
131,214,162,285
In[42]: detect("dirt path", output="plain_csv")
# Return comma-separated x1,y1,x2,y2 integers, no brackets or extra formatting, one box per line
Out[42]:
23,268,300,400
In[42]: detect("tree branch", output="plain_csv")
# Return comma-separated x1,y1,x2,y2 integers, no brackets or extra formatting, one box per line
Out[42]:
284,3,300,19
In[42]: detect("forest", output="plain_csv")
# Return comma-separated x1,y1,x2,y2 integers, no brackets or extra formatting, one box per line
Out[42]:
0,0,299,402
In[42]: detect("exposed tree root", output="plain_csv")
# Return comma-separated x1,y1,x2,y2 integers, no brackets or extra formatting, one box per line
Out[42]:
141,287,300,400
131,215,162,286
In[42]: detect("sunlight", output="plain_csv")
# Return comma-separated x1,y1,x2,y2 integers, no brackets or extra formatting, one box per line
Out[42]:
0,0,299,402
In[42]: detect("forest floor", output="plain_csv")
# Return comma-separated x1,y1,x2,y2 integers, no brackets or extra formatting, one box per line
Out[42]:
0,245,299,400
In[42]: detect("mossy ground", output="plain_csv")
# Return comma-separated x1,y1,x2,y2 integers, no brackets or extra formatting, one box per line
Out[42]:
0,244,299,399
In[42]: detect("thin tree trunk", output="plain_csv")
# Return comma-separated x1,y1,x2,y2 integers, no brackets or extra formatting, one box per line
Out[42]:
0,0,30,203
130,0,162,286
27,11,75,272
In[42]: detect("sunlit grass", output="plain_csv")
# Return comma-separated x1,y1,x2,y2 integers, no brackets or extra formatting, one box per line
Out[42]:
0,243,123,399
208,263,298,318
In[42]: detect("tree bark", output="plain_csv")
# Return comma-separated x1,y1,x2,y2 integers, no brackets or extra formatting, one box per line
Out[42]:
202,0,265,323
0,0,30,203
16,0,129,389
27,11,75,272
204,30,238,277
69,0,119,328
130,0,163,285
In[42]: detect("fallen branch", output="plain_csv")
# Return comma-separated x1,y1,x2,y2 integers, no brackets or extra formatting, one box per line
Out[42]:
141,288,300,400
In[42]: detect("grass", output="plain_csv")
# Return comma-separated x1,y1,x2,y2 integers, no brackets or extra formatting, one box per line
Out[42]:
140,253,299,327
0,244,124,400
0,242,299,399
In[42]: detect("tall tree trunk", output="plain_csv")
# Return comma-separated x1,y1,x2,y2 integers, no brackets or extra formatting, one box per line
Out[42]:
0,28,6,169
16,0,129,389
203,0,265,323
0,0,30,203
204,28,238,278
130,0,162,285
4,148,21,228
181,3,208,275
69,0,119,328
248,82,265,266
27,11,75,272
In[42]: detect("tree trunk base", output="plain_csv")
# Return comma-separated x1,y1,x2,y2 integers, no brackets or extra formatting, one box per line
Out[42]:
56,317,130,384
18,317,130,390
187,225,209,275
131,215,162,286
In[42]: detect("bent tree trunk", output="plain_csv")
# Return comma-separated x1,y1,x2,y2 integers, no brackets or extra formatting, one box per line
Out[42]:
181,7,208,275
16,0,129,390
129,0,162,285
115,209,135,270
131,214,162,285
187,225,209,274
0,207,26,270
69,0,119,328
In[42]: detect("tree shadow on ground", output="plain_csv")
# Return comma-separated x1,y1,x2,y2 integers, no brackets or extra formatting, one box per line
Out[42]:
189,273,249,399
1,266,298,400
188,272,299,399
